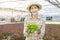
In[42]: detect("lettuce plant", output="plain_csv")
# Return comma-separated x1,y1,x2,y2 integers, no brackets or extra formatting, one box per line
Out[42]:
26,22,39,35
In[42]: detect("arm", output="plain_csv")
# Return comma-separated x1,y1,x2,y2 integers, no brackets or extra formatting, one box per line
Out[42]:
39,20,45,39
24,18,28,37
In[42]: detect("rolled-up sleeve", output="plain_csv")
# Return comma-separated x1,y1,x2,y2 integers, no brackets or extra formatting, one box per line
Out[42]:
39,20,45,39
24,18,28,37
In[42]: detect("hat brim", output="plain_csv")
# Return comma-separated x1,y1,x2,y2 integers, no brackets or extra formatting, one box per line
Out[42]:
27,3,42,11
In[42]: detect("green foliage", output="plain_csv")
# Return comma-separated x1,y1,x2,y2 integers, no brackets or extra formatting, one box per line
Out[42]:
0,32,3,40
26,22,39,34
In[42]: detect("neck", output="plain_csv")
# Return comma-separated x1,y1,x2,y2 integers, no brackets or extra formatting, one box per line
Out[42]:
31,12,38,19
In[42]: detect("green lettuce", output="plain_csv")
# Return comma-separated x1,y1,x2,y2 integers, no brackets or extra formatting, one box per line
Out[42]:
26,22,39,34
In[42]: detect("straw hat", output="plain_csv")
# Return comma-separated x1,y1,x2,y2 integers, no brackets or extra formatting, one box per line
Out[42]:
27,3,42,11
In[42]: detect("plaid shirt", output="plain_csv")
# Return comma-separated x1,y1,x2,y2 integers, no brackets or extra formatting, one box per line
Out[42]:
24,17,45,40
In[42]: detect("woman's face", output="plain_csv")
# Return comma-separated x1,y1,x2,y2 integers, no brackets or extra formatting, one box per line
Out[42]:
30,5,39,13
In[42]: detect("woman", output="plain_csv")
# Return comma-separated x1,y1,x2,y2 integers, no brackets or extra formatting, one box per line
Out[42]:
24,3,45,40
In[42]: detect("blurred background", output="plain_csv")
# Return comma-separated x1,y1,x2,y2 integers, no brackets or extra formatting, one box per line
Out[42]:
0,0,60,40
0,0,60,24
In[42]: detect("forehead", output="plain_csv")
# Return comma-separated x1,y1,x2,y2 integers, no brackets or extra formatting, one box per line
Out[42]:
30,5,38,8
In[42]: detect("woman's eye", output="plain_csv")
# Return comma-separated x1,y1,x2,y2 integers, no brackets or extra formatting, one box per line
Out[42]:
32,8,33,9
35,7,36,9
31,7,37,9
31,7,33,9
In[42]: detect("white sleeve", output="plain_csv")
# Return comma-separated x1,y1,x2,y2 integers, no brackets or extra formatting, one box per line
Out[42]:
40,20,45,39
24,18,28,37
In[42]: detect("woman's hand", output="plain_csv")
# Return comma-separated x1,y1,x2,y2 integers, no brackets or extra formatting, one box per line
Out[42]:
37,29,41,34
